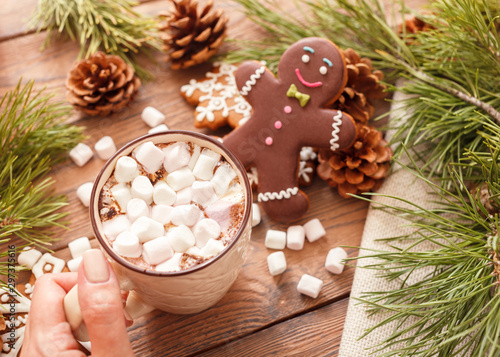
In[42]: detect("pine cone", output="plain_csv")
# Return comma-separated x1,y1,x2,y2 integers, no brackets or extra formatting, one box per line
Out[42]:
159,0,228,70
471,182,500,215
317,123,392,198
399,15,434,35
66,52,141,117
328,48,387,123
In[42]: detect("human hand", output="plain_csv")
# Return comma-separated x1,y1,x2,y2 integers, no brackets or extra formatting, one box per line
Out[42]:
22,249,134,357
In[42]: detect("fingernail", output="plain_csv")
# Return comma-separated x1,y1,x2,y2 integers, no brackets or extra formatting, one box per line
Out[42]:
83,249,110,283
124,310,133,328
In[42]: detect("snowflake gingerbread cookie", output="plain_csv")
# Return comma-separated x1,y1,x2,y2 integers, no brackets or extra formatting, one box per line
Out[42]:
222,37,356,222
180,62,252,130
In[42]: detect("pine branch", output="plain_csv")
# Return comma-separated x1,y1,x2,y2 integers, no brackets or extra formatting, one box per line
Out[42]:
28,0,161,79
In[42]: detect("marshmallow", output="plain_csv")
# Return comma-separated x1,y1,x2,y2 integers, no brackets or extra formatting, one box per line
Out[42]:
265,229,286,250
94,136,116,160
166,167,195,191
187,144,201,170
192,149,220,180
67,256,83,272
111,183,132,212
69,143,93,167
156,252,182,272
142,236,174,265
114,156,139,183
153,181,176,206
267,251,287,276
325,247,348,274
131,176,154,204
186,246,202,256
166,225,195,252
193,218,221,248
130,216,164,243
76,182,93,207
170,204,203,226
211,162,237,197
191,181,217,207
141,106,165,128
125,290,156,319
303,218,326,243
102,215,131,241
126,198,150,222
17,248,42,269
113,231,142,258
200,238,225,258
133,141,165,174
252,203,261,227
68,237,92,259
205,199,238,233
287,225,305,250
174,187,192,206
151,204,173,225
297,274,323,299
163,142,191,173
148,124,169,134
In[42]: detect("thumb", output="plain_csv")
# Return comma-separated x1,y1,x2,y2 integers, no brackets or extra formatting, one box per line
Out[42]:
78,249,134,357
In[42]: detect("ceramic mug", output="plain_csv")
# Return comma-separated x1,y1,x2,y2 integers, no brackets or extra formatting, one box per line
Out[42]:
89,131,253,314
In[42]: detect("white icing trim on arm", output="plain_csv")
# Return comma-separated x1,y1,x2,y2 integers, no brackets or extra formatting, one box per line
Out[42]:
240,66,267,96
258,187,299,202
330,111,343,151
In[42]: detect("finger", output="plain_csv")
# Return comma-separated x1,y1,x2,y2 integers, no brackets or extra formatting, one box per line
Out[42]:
78,249,134,357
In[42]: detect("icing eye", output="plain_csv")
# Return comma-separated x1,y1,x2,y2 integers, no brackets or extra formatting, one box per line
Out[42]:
319,66,328,75
302,54,310,63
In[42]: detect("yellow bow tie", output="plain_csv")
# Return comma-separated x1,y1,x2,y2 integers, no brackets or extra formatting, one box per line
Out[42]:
286,84,310,107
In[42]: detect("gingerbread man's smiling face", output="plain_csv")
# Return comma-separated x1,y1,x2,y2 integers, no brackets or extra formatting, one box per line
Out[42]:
277,37,347,107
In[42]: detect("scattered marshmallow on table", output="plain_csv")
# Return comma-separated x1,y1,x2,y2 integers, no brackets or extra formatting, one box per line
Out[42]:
193,218,221,248
67,256,83,272
130,216,164,243
17,248,42,269
287,225,305,250
153,181,176,206
70,143,93,167
131,176,154,204
265,229,286,250
114,156,139,183
126,198,150,223
166,167,195,191
111,183,132,212
297,274,323,299
68,237,92,259
143,237,174,265
303,218,326,243
76,182,93,207
94,136,117,160
141,106,165,128
102,215,131,241
133,141,165,174
325,247,348,274
148,124,169,134
267,251,287,276
252,203,261,227
166,225,195,252
113,231,142,258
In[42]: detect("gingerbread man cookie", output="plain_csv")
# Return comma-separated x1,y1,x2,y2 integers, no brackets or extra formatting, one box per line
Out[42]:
222,37,356,222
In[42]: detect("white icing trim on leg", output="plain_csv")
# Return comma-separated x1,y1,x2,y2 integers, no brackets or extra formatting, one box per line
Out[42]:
258,187,299,202
240,66,266,96
330,111,343,151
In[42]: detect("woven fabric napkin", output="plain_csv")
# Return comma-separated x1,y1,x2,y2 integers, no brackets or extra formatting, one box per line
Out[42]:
338,88,438,356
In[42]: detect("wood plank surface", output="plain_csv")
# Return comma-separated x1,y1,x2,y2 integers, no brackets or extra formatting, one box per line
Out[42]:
0,0,423,355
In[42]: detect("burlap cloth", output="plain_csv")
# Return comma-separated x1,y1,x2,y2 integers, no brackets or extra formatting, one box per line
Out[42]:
339,88,439,356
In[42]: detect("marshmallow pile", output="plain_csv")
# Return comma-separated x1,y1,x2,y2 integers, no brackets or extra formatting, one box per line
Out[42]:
262,217,348,299
100,141,245,272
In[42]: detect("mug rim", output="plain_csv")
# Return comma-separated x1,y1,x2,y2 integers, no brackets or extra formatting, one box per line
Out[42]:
90,130,252,277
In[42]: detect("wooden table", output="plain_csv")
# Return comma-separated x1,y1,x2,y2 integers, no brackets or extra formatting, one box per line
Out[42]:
0,0,420,355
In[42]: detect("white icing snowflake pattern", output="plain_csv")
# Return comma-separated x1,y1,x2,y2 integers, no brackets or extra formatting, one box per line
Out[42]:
298,161,314,183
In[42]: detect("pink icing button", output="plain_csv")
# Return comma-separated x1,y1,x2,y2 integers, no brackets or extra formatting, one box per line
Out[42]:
274,121,282,130
265,137,273,146
284,106,292,114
